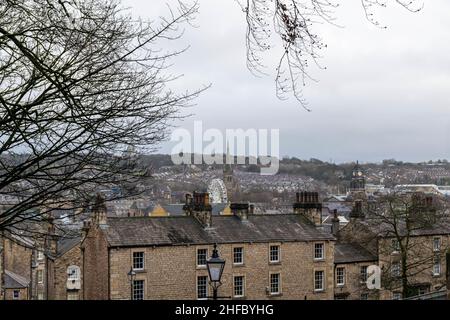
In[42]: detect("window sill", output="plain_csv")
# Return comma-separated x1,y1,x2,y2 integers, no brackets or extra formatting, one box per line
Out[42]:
196,265,207,270
432,273,441,278
133,269,146,274
269,293,282,297
269,261,281,266
313,258,325,262
233,263,245,268
314,289,325,293
233,296,246,300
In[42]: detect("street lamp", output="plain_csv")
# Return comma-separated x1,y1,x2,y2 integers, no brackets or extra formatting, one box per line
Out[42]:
206,243,225,300
127,267,136,300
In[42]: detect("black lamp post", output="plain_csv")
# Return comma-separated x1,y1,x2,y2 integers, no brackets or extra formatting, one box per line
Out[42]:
127,268,136,300
206,243,225,300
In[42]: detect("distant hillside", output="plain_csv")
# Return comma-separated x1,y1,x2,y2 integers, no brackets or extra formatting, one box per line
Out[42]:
137,154,450,187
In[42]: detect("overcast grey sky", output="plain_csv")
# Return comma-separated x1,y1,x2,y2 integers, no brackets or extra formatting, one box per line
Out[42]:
123,0,450,163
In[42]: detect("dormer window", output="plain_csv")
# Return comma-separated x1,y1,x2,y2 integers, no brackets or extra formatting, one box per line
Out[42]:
67,266,80,280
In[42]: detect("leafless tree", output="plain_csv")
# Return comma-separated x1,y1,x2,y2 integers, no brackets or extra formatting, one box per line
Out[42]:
365,192,450,298
237,0,423,108
0,0,204,236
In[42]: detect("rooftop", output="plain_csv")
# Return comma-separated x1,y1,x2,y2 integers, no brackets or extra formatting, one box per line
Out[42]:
4,270,30,289
334,243,377,264
104,214,335,247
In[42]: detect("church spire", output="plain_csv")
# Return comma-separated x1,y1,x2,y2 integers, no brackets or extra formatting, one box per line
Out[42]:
224,141,233,175
226,141,231,165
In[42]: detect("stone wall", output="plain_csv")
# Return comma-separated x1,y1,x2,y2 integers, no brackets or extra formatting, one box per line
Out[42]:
3,237,32,280
82,225,109,299
4,287,29,300
53,245,83,300
107,241,335,300
377,234,450,299
334,261,379,300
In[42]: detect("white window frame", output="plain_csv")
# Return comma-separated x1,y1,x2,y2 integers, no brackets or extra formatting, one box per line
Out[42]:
314,270,325,292
233,275,245,298
233,247,244,265
336,267,345,287
132,251,145,271
67,291,79,300
433,255,441,276
132,279,145,300
269,245,280,263
391,262,401,278
37,269,44,284
360,266,368,283
314,243,325,260
37,251,44,261
67,265,80,281
391,239,400,253
433,237,441,252
269,273,281,295
197,275,208,300
196,248,208,267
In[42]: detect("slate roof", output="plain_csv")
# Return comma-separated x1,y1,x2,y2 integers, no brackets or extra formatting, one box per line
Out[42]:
104,214,335,247
161,204,185,216
356,217,450,238
334,243,377,264
323,202,352,214
4,270,30,289
151,203,227,216
57,235,82,257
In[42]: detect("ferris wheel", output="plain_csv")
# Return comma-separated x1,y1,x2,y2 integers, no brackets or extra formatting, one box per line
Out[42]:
207,179,228,203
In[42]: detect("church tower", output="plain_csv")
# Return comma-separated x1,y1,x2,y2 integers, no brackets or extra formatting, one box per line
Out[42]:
223,143,240,202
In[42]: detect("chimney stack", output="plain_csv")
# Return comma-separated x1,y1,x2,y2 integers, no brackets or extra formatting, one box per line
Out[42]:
331,209,340,236
45,216,58,255
93,193,108,226
183,192,212,228
293,191,322,226
230,203,250,221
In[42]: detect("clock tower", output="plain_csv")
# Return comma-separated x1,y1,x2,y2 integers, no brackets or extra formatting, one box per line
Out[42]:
349,161,366,218
350,161,365,192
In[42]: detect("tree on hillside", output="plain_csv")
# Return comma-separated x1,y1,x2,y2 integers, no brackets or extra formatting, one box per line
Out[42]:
0,0,203,235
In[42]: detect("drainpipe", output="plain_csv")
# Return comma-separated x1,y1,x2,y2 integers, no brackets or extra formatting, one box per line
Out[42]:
446,249,450,300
